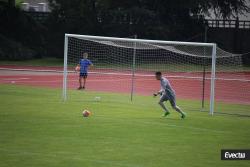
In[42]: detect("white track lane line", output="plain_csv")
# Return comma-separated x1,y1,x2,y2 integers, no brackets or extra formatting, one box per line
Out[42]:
1,78,30,81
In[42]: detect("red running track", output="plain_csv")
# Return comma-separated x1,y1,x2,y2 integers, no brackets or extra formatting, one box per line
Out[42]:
0,65,250,105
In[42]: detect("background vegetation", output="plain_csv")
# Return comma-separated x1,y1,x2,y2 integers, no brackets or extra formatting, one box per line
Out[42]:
0,0,249,60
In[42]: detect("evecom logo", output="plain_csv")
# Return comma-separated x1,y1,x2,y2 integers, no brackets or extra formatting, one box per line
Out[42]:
221,150,250,160
225,152,245,159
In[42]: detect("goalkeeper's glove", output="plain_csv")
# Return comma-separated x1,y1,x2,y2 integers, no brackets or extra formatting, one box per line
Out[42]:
153,93,158,97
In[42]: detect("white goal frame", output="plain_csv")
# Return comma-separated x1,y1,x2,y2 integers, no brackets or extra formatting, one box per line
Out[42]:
63,34,217,115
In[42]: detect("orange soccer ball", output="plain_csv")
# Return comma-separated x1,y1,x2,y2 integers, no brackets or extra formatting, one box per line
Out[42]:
82,110,91,117
75,66,80,72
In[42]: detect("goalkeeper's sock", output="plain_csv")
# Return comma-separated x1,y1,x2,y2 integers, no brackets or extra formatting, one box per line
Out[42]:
181,112,186,119
162,111,170,117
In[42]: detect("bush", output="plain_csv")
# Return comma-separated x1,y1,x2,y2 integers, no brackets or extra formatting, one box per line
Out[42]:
0,34,37,60
0,2,46,60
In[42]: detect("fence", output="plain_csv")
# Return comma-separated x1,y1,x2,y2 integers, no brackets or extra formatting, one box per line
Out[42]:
206,19,250,29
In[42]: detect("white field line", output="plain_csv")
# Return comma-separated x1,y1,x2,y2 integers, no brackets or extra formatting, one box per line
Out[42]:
0,67,63,73
1,78,30,81
0,79,144,83
1,67,250,82
0,79,132,83
2,77,249,83
0,78,210,83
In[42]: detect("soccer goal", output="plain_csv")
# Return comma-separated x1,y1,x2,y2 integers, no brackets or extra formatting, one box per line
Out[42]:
63,34,250,116
62,34,220,114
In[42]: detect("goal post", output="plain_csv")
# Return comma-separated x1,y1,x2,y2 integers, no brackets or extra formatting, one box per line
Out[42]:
130,34,137,102
210,43,217,115
62,34,68,101
63,33,217,115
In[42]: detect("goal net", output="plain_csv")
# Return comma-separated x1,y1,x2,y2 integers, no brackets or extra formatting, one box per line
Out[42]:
63,34,250,116
212,49,250,116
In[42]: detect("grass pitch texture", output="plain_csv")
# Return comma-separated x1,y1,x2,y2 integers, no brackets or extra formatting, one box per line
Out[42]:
0,85,250,167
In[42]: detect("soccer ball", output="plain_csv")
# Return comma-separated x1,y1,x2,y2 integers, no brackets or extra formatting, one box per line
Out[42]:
75,66,80,72
94,96,101,102
82,110,91,117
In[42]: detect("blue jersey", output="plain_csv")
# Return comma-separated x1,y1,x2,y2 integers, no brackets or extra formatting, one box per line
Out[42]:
79,59,92,73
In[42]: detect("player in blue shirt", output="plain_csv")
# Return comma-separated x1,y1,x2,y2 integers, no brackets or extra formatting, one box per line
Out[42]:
154,71,186,119
76,53,93,90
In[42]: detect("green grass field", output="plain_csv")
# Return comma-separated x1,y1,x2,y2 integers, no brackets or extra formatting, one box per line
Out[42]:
0,84,250,167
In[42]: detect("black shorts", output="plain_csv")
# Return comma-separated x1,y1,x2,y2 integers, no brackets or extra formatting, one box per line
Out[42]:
80,73,88,78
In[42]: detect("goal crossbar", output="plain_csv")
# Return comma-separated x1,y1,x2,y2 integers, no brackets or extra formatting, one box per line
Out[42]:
65,34,215,47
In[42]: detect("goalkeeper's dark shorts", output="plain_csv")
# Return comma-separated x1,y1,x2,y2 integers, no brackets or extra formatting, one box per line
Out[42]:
79,73,88,78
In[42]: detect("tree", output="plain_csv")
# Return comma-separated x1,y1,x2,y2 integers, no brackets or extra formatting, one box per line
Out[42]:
8,0,15,7
46,0,249,57
0,2,46,60
48,0,249,36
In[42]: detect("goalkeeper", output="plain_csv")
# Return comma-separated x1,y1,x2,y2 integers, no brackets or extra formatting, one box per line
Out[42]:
154,71,186,119
76,53,93,90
